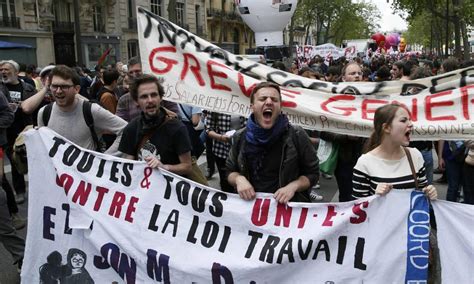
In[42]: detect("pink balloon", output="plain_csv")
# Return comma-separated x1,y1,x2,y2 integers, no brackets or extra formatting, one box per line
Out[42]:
385,33,400,50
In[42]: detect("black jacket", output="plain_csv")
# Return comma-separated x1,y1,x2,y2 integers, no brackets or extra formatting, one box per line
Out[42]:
0,90,15,146
227,125,319,202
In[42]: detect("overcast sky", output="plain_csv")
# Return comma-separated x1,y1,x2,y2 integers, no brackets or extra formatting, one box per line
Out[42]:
368,0,408,32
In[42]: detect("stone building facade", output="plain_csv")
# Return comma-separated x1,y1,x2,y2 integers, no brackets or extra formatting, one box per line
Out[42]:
0,0,210,68
206,0,254,54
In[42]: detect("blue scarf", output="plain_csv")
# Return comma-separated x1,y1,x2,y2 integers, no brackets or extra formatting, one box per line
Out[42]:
244,113,289,178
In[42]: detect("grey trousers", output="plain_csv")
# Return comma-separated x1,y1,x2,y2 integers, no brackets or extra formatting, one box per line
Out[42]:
0,188,24,263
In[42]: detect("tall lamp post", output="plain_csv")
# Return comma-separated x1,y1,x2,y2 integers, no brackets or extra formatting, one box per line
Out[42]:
73,0,83,65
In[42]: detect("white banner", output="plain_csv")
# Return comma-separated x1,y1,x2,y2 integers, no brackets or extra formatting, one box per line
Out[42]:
296,44,357,66
431,201,474,283
20,127,454,283
137,8,474,140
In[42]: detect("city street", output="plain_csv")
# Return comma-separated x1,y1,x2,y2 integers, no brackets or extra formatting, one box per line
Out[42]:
0,153,449,283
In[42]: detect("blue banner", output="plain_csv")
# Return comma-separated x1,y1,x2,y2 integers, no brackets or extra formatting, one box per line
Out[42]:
405,191,430,283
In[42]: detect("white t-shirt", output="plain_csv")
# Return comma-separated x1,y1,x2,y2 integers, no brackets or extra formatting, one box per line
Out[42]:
352,147,427,199
37,98,127,154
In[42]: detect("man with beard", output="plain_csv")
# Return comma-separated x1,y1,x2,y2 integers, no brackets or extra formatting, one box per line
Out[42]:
226,82,319,203
0,60,41,217
119,74,192,177
116,56,178,122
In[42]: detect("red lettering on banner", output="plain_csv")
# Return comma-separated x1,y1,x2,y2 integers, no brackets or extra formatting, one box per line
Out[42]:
460,85,474,120
425,90,456,121
94,186,109,211
207,61,232,91
282,101,297,108
54,175,138,223
350,201,369,224
321,95,356,116
149,46,179,74
124,197,139,222
109,192,127,219
72,181,92,206
181,53,205,86
392,98,419,122
361,99,388,120
56,173,74,195
297,208,308,229
274,203,292,228
322,205,337,226
238,73,256,98
251,198,270,226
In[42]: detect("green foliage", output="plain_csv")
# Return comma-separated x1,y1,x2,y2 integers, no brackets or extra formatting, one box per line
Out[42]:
292,0,381,45
404,11,433,47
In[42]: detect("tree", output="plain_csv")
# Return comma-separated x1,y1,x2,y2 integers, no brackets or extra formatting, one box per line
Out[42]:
292,0,381,46
391,0,473,59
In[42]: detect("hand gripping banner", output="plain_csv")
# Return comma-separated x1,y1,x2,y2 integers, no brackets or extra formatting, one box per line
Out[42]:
136,7,474,140
21,128,474,283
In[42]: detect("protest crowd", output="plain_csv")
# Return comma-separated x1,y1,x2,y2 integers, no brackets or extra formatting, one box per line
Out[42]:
1,46,473,281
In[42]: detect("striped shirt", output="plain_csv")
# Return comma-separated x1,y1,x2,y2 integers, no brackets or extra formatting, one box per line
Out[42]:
352,147,427,199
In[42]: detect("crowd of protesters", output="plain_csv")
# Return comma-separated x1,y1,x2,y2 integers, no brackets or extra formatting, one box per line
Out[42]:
0,51,473,276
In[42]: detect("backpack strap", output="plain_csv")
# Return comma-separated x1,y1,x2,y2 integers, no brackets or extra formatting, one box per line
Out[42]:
403,147,419,190
82,101,100,151
42,103,54,126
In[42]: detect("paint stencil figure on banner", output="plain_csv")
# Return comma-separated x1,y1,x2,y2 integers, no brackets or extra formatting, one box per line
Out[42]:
136,7,474,140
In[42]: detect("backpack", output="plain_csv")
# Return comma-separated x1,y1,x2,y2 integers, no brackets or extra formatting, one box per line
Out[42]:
12,125,34,174
42,101,106,152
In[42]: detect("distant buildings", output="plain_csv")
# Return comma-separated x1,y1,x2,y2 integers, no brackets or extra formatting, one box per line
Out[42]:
0,0,254,67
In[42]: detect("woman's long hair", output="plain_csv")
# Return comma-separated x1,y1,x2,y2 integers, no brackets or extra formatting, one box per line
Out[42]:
364,103,403,153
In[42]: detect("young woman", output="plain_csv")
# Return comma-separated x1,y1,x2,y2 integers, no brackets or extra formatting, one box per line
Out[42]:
352,104,437,199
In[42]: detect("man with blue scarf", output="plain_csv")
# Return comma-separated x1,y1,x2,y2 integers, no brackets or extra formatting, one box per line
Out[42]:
227,82,319,203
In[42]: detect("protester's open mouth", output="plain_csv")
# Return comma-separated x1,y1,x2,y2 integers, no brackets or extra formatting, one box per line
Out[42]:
263,109,273,119
405,130,411,140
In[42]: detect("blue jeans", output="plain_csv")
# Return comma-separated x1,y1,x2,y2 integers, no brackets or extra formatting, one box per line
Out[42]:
445,158,464,202
420,149,433,185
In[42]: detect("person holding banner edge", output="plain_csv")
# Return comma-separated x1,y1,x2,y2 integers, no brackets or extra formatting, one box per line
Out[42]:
352,103,439,281
119,74,193,177
352,103,438,199
226,82,319,203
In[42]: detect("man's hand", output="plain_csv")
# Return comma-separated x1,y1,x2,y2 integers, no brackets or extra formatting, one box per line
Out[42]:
274,183,298,204
144,155,163,169
236,175,256,201
375,183,393,196
422,185,438,200
438,158,445,171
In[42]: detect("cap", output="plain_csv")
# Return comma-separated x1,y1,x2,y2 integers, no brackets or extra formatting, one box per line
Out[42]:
39,65,55,77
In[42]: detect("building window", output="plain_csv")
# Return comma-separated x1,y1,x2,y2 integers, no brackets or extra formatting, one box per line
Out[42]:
150,0,162,16
176,2,185,27
128,40,138,59
92,5,105,33
223,26,228,42
211,26,215,42
0,0,16,18
128,0,134,18
195,5,204,35
0,0,20,28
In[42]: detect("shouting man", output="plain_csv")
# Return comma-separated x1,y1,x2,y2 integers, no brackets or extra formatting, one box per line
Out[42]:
226,82,319,203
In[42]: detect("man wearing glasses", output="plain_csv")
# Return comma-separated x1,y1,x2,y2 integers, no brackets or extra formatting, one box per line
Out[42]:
34,65,127,154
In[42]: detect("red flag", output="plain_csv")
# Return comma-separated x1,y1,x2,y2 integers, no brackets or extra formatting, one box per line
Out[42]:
97,47,112,67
